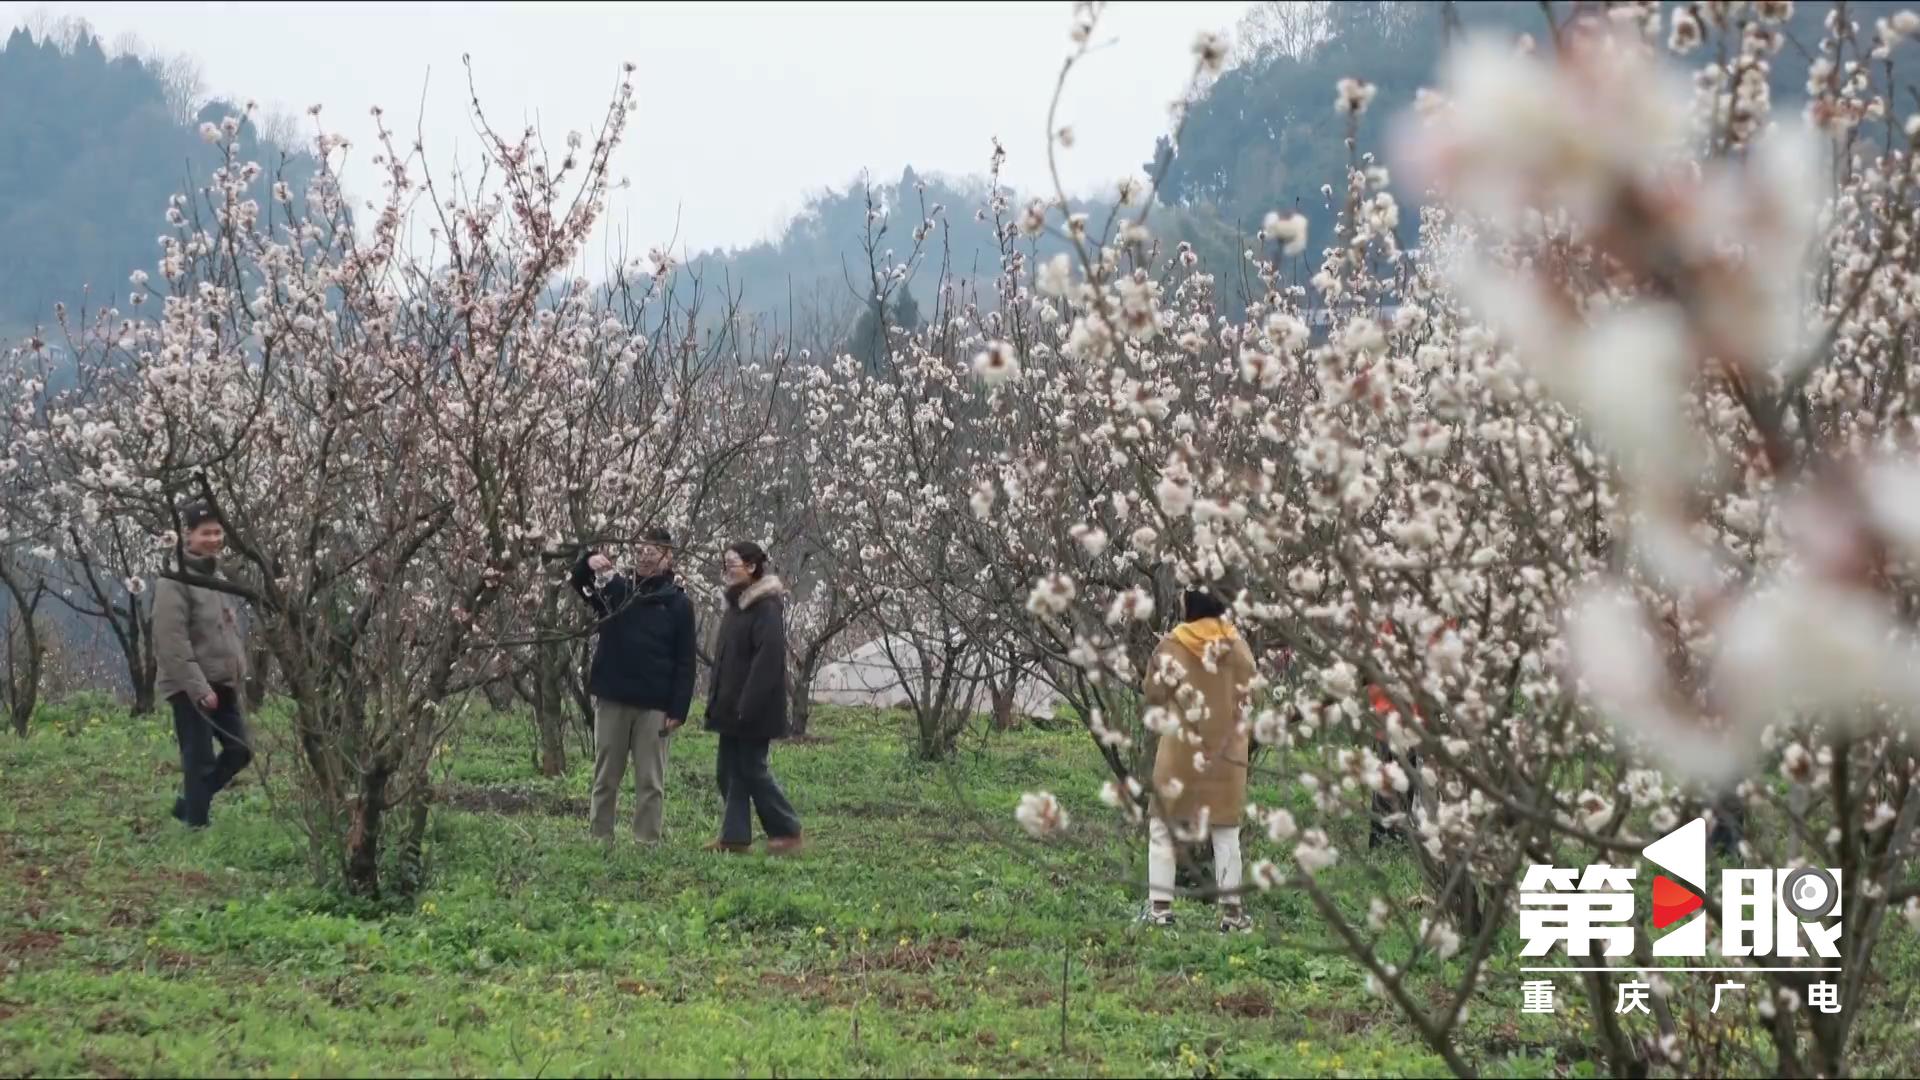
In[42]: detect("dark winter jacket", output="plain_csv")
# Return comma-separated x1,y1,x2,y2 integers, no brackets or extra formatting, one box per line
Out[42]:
704,575,789,740
571,551,697,719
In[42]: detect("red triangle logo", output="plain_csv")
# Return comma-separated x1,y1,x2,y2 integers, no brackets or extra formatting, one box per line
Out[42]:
1652,874,1704,929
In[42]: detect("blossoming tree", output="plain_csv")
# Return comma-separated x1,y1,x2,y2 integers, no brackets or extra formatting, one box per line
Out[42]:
984,3,1920,1075
30,66,733,897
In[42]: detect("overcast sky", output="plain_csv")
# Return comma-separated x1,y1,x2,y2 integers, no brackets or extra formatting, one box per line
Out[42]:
3,1,1251,258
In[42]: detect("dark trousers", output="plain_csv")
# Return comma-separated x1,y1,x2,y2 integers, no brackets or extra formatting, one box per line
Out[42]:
715,735,800,844
1709,789,1746,857
1369,742,1420,850
170,686,253,827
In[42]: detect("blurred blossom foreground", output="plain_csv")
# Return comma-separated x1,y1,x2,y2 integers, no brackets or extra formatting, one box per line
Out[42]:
6,3,1920,1078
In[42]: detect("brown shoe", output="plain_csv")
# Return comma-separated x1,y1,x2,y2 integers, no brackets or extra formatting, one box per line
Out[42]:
703,839,750,854
766,834,805,856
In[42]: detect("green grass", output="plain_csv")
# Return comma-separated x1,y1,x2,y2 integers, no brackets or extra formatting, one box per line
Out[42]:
1,698,1903,1078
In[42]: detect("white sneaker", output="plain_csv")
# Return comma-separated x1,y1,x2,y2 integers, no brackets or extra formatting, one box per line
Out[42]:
1139,905,1175,927
1219,908,1254,934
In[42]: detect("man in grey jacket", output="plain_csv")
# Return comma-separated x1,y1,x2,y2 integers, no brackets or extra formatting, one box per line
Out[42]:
153,502,251,829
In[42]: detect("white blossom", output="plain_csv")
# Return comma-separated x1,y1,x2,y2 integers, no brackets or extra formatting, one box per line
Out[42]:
1264,808,1298,842
1261,211,1309,256
1015,792,1069,838
973,341,1020,384
1036,253,1073,298
1025,574,1076,616
1419,918,1462,960
1335,77,1378,115
1293,830,1339,874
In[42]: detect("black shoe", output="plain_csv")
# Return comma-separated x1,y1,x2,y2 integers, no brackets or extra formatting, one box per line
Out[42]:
172,797,207,830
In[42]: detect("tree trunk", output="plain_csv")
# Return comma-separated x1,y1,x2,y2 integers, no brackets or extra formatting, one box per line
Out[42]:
4,604,44,737
789,643,828,738
990,676,1019,732
911,663,947,761
343,764,393,898
904,637,974,761
535,713,568,775
482,677,516,712
244,639,272,711
1399,748,1488,935
569,639,595,729
6,643,40,738
790,676,814,738
130,678,156,717
913,707,967,757
914,711,947,760
913,700,969,761
289,691,346,815
569,642,595,765
128,620,159,716
393,781,433,899
531,640,569,777
525,585,570,777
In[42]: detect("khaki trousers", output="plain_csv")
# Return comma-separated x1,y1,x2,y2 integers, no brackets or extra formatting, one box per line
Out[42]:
591,700,669,841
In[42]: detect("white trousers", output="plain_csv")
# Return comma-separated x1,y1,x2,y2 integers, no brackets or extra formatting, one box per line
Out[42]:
1148,817,1243,905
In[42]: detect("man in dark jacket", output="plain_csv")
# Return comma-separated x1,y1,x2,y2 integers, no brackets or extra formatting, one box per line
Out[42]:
154,502,252,829
571,527,697,843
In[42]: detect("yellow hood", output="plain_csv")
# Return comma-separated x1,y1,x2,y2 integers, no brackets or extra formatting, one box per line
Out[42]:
1171,617,1239,658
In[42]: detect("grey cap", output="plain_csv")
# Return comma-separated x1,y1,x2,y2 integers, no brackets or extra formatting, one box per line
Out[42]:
180,501,219,530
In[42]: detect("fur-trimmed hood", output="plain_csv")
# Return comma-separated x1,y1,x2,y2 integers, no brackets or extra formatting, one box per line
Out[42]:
731,575,787,611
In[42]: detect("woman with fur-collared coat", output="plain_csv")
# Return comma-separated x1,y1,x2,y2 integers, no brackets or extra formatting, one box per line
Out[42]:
1141,587,1257,932
702,541,804,854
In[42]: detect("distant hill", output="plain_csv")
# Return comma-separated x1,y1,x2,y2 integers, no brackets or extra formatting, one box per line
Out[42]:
1150,0,1919,263
679,164,1247,352
10,2,1910,354
0,21,319,336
